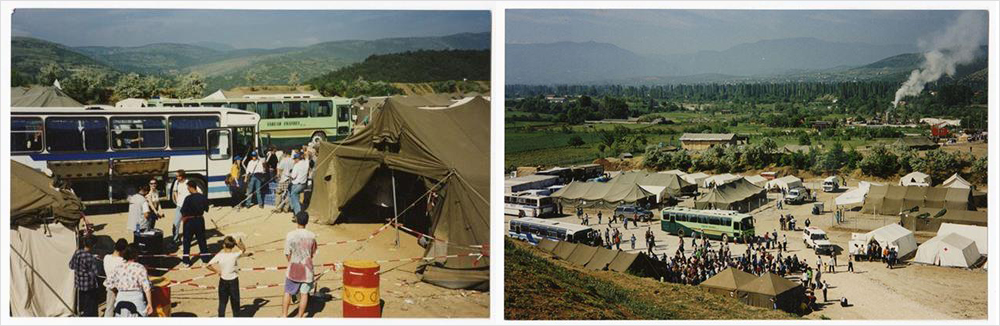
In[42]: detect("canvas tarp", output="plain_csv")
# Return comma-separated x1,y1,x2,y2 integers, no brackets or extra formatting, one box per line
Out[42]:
307,96,490,290
694,177,767,213
765,176,802,192
11,85,83,107
683,172,709,186
703,174,740,188
585,248,620,271
862,185,971,215
551,181,656,209
742,273,804,312
938,223,988,256
900,171,931,187
537,238,560,253
10,223,78,317
699,268,757,296
835,181,873,207
943,174,972,189
608,171,697,202
11,161,85,228
913,233,981,268
566,244,599,266
744,175,768,187
552,241,579,260
608,252,654,276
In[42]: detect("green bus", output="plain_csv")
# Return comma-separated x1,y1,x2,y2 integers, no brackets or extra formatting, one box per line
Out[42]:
661,207,755,242
149,95,353,148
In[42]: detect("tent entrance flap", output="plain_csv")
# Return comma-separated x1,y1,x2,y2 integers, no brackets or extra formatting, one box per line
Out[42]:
337,167,432,237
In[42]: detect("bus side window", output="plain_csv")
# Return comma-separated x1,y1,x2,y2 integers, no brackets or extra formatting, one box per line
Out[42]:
45,117,108,152
12,117,43,152
288,102,304,118
318,102,333,117
169,116,220,149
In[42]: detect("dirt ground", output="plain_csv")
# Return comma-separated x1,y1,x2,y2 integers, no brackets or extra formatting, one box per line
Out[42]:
505,178,988,320
87,205,488,318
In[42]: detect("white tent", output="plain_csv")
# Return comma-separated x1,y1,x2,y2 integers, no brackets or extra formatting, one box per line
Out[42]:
639,185,669,203
942,174,972,189
858,224,918,258
900,171,931,187
913,233,981,268
938,223,988,256
765,176,803,192
684,172,709,187
744,175,769,187
702,173,740,188
10,223,78,316
835,181,874,207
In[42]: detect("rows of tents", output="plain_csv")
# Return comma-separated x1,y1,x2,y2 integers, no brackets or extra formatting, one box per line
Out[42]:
535,239,661,277
850,223,987,269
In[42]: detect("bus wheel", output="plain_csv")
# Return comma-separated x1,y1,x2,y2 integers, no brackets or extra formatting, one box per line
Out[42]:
311,132,327,144
190,178,208,197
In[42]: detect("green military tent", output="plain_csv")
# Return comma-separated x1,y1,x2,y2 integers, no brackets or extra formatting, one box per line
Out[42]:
552,241,579,260
550,181,656,209
537,238,560,253
694,177,767,213
863,185,972,215
608,171,697,203
608,252,657,277
584,247,620,271
565,244,599,266
699,268,757,297
307,96,490,290
743,273,804,312
11,85,83,107
10,160,85,316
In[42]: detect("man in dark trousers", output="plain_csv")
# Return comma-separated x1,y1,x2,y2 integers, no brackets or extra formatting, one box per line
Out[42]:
181,181,211,265
69,236,100,316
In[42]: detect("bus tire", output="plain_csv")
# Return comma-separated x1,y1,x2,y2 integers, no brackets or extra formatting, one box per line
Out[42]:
189,177,208,198
311,131,327,144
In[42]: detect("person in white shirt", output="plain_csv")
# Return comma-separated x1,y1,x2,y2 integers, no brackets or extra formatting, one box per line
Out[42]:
273,149,296,213
102,239,128,317
207,235,247,317
126,184,152,232
171,170,190,244
288,153,311,215
243,153,266,209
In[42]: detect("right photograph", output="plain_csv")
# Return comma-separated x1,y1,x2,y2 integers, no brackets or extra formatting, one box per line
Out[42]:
504,9,989,321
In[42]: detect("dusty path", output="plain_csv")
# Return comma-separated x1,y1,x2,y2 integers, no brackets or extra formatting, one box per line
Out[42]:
89,205,488,318
506,179,987,320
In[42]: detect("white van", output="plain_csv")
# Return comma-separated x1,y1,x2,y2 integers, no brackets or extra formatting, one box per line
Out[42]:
803,227,834,255
823,176,840,192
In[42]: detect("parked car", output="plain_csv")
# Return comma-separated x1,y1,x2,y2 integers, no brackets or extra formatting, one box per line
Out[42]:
822,177,840,192
803,226,834,255
784,186,810,205
614,204,654,222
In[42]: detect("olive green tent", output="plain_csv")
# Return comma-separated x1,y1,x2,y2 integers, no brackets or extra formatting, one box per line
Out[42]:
609,171,697,202
552,241,579,260
10,160,84,316
607,252,657,277
699,268,757,297
566,244,599,266
11,85,83,107
694,177,767,212
550,181,656,209
743,273,804,312
537,238,560,252
307,96,490,290
863,185,972,215
584,247,620,271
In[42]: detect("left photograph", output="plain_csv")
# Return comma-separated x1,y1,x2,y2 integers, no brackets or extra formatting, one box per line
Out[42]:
9,9,491,318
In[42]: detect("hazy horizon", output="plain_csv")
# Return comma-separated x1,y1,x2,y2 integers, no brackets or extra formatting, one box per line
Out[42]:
12,9,491,49
506,10,988,56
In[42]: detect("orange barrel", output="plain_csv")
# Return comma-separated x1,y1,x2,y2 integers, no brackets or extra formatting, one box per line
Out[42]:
148,276,172,317
343,260,381,317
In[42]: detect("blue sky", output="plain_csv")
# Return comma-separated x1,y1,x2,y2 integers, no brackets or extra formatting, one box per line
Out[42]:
12,9,490,49
507,10,988,55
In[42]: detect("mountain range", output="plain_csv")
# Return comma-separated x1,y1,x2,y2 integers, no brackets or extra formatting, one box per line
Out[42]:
507,37,987,85
13,32,490,92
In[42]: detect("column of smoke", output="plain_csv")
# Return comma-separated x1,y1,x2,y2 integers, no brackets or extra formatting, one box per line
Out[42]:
892,12,987,107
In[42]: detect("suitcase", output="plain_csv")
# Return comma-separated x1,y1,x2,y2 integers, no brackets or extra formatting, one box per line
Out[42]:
135,228,164,265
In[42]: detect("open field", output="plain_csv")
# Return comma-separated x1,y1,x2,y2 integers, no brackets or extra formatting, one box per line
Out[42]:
85,206,488,318
504,178,988,320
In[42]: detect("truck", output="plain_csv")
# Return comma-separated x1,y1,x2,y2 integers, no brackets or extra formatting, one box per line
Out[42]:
822,176,841,192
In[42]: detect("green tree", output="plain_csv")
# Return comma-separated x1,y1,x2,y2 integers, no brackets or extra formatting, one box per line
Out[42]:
911,150,968,185
39,63,64,85
288,71,301,87
970,156,987,185
859,145,900,178
176,73,207,99
61,68,112,104
798,133,812,146
567,135,585,146
245,71,259,90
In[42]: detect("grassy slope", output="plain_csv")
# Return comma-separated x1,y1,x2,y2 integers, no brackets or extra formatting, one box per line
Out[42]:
505,239,796,320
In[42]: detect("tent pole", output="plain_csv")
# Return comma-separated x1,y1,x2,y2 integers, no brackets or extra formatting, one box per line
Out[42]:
392,169,399,248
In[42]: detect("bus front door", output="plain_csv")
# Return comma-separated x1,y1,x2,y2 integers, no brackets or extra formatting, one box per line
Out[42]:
206,128,233,200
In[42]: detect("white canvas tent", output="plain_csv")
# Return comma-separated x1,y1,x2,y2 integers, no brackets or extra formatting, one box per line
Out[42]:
900,171,931,187
856,224,918,258
10,223,78,316
835,181,874,207
744,175,769,187
684,172,709,187
703,173,740,188
942,174,972,189
765,176,803,192
938,223,988,256
913,233,981,268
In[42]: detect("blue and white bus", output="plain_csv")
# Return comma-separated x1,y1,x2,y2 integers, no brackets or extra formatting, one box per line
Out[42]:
12,105,260,205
